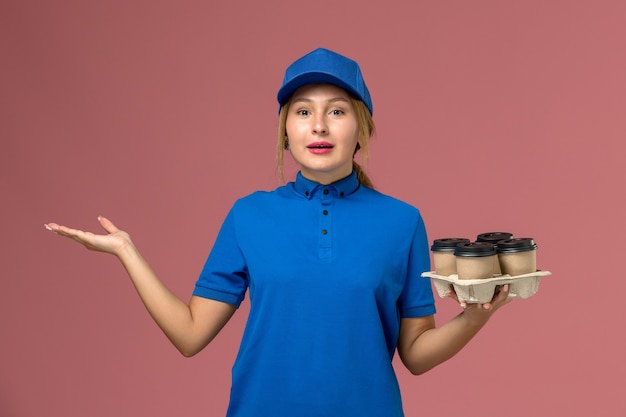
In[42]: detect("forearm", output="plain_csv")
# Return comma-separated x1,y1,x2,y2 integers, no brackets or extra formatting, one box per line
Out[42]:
400,312,485,375
116,243,218,356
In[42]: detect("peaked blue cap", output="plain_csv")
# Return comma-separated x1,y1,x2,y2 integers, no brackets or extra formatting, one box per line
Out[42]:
277,48,373,115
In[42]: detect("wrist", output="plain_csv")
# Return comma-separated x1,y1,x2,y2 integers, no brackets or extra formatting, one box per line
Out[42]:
459,309,490,330
115,238,138,261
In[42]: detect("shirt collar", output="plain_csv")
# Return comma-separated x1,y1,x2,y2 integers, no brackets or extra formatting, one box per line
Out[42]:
293,171,360,200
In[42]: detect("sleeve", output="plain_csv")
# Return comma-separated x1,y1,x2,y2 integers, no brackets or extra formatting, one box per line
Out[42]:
398,210,436,318
192,206,248,307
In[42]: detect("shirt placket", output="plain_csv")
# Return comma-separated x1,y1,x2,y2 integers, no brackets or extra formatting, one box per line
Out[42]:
318,187,333,260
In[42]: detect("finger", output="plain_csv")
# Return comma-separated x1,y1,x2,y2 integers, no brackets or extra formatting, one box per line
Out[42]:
445,285,459,302
48,224,94,247
444,287,467,309
97,216,120,234
45,223,74,237
57,225,89,241
494,284,511,306
45,223,86,237
483,285,512,310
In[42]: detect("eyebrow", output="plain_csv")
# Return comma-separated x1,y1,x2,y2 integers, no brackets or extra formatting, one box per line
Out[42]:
291,97,351,105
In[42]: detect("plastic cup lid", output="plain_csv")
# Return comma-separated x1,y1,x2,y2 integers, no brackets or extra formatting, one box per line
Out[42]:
431,238,471,252
454,242,497,257
496,238,538,253
476,232,514,244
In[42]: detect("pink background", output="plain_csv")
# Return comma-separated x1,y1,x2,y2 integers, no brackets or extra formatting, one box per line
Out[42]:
2,1,625,416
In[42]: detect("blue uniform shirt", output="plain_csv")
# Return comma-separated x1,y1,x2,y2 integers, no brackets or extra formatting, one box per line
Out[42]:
193,171,436,417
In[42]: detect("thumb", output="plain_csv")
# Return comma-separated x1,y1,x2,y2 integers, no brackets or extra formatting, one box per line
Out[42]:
98,216,120,234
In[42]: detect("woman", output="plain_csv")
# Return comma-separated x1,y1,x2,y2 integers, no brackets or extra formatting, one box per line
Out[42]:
46,48,510,417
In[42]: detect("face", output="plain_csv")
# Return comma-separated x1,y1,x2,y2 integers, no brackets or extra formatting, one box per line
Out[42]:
285,83,360,185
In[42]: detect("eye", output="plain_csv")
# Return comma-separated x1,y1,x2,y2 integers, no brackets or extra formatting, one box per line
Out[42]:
296,109,310,116
330,109,344,116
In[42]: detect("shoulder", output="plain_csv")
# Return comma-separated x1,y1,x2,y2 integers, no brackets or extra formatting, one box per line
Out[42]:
349,186,426,235
230,184,292,213
356,186,423,219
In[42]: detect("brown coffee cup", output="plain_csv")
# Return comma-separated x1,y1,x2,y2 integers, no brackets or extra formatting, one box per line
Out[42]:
496,238,538,276
476,232,514,275
431,238,471,276
454,242,498,280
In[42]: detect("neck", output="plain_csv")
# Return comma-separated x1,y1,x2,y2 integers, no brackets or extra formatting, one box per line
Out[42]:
300,168,353,185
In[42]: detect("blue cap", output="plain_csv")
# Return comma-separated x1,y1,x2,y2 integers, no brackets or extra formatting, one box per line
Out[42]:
277,48,373,115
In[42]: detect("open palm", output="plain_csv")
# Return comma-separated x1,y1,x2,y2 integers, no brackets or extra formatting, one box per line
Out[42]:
45,216,131,256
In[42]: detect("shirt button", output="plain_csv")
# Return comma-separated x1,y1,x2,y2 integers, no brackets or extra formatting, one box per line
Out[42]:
340,192,345,197
323,189,329,195
323,210,328,215
305,191,309,196
321,229,328,235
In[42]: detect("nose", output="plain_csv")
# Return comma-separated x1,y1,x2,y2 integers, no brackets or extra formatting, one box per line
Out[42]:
313,114,328,135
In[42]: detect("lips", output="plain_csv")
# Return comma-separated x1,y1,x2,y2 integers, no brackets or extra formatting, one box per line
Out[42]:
307,141,333,149
307,141,334,154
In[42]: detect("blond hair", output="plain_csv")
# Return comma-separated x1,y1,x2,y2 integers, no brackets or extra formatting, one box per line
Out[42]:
276,95,375,188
